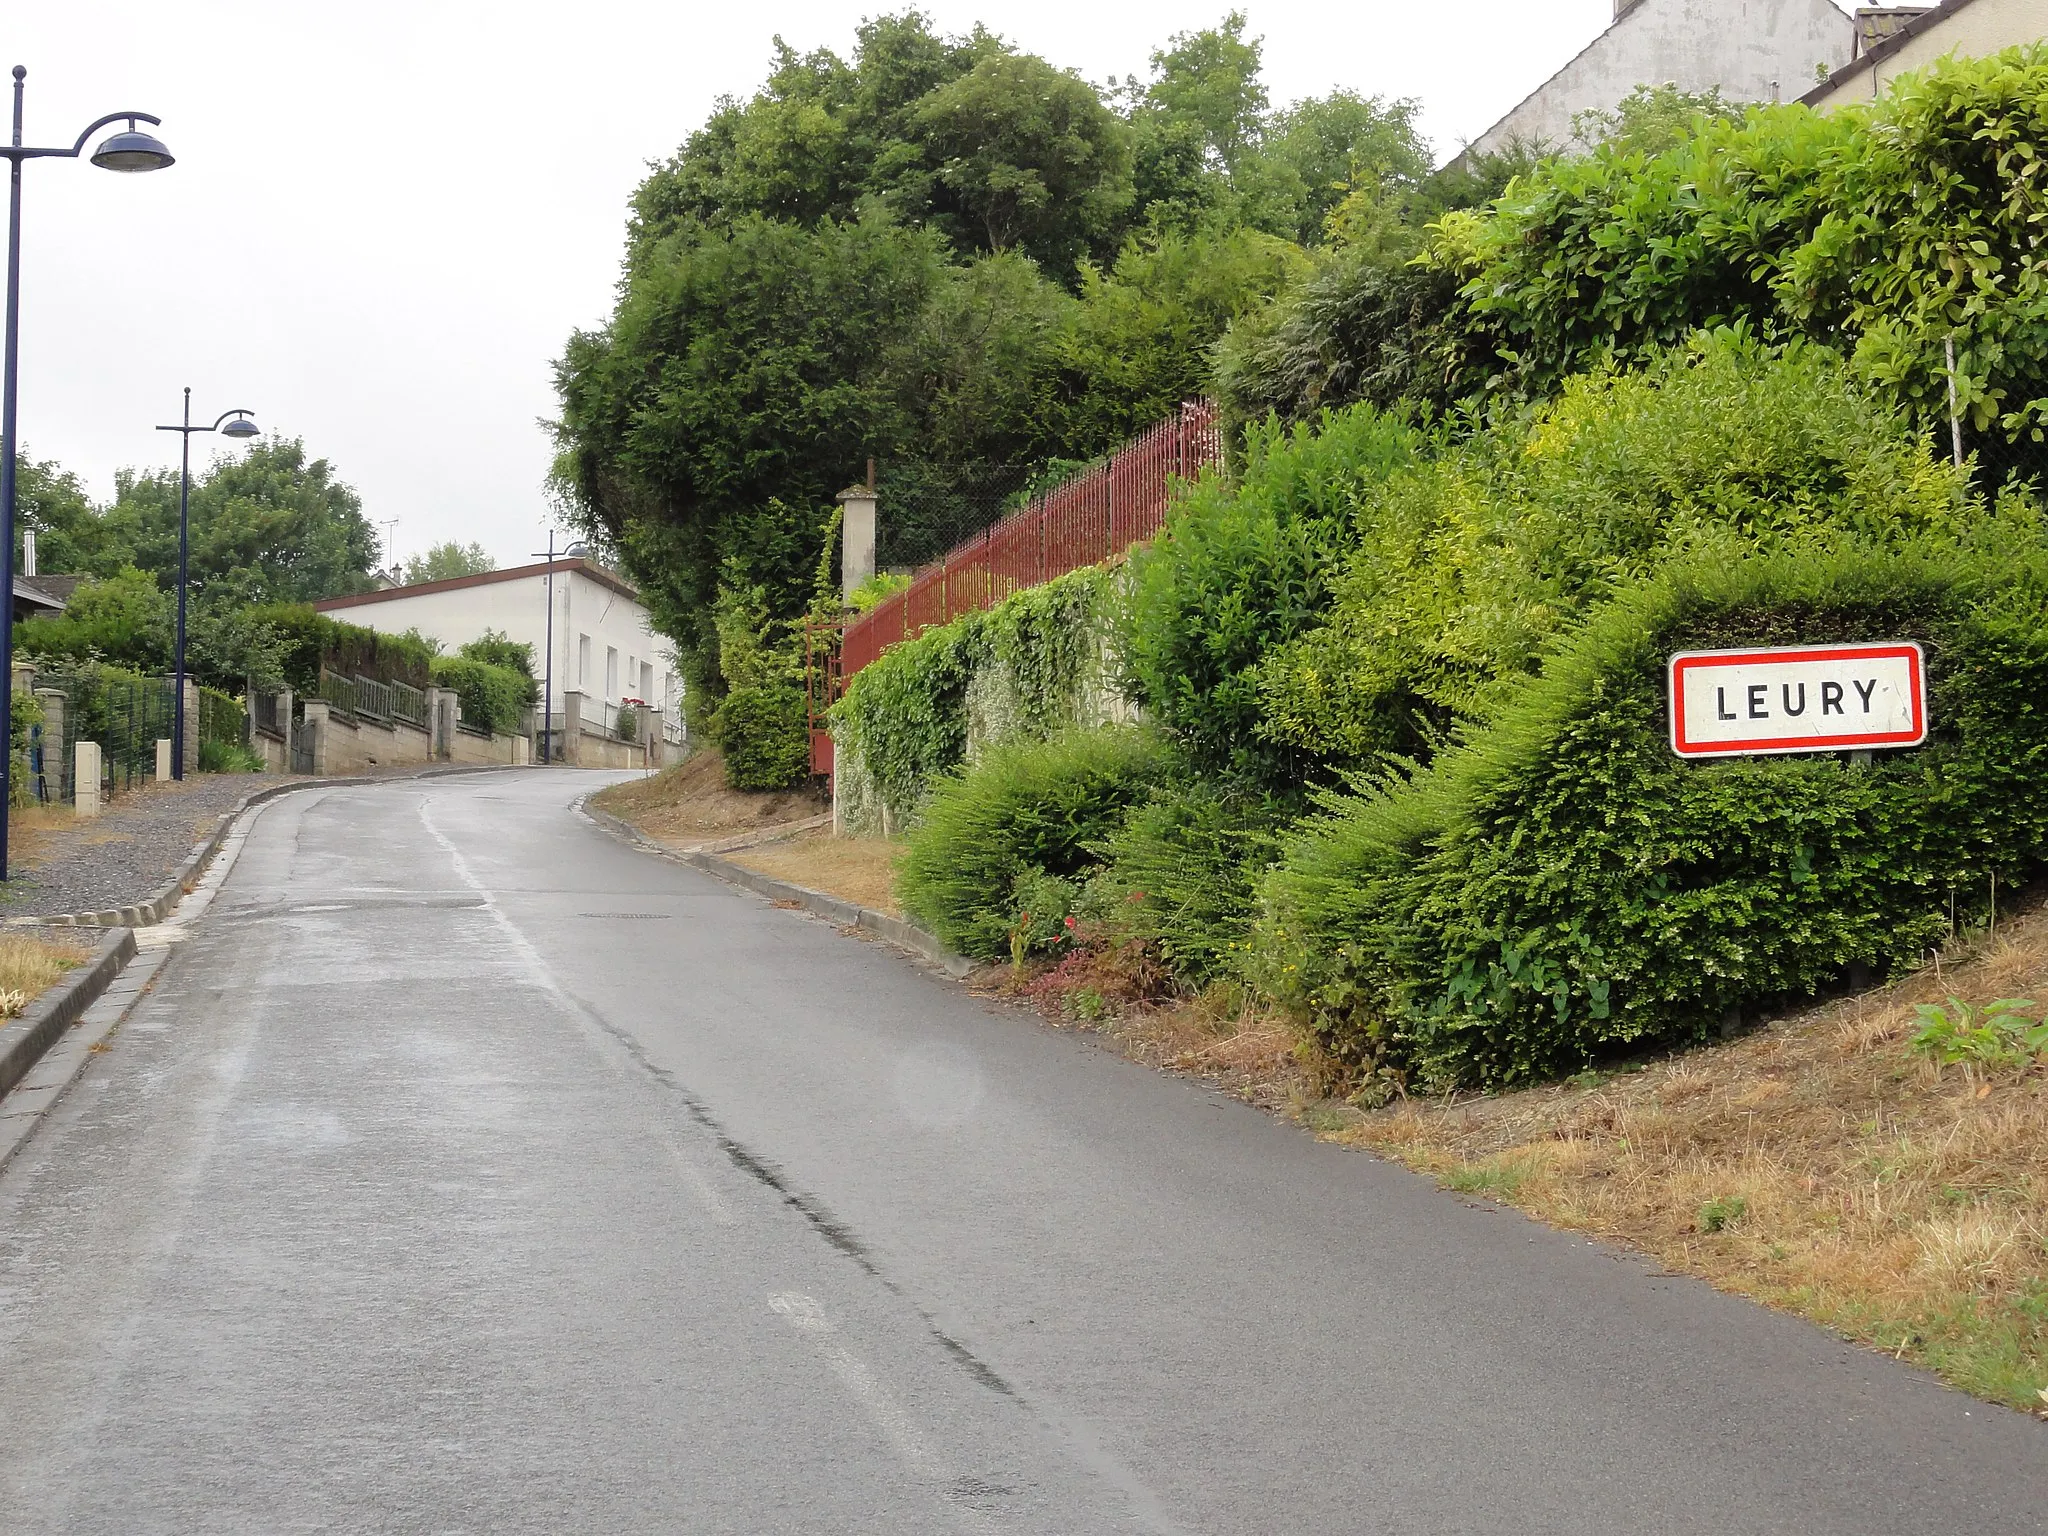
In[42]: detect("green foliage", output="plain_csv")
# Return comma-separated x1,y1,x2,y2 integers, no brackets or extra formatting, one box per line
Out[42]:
1102,778,1285,986
402,542,495,583
897,727,1168,958
614,702,640,743
1252,338,1972,770
428,655,528,737
1697,1195,1749,1235
13,567,170,671
456,629,538,704
197,739,266,774
847,570,912,612
911,52,1133,271
1262,538,2048,1088
1569,83,1745,157
715,686,811,790
1117,404,1417,791
246,604,435,693
832,565,1108,820
1909,997,2048,1072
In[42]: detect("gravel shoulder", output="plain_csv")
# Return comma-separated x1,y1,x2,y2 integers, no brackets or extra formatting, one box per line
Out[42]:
0,774,268,919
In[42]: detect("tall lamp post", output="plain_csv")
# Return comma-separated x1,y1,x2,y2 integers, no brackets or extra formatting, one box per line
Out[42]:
156,389,257,780
0,67,173,878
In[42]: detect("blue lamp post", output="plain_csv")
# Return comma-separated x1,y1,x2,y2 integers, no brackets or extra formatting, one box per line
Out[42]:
157,390,257,780
0,66,173,877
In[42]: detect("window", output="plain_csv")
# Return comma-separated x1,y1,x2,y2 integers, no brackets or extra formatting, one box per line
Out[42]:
606,646,619,701
640,661,654,703
577,634,591,687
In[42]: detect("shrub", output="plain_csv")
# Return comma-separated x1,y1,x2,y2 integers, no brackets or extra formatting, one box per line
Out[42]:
898,727,1168,959
197,739,265,773
714,685,811,791
1102,778,1287,988
428,654,528,736
245,603,435,693
13,566,171,672
1262,536,2048,1088
1252,336,1973,769
457,629,538,703
1117,404,1416,793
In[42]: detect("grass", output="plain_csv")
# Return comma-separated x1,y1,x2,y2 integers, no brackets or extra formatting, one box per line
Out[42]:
1335,909,2048,1415
0,932,93,1017
592,747,826,846
729,830,903,916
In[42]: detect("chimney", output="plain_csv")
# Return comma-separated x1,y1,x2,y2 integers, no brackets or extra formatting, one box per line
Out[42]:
22,528,37,578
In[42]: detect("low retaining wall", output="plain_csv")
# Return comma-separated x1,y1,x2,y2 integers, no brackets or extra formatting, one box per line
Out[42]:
301,699,525,773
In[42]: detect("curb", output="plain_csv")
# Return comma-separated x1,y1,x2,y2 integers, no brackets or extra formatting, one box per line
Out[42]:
582,803,974,979
0,926,135,1101
25,762,524,929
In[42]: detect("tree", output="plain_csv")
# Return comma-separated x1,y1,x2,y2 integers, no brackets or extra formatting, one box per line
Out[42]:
552,210,946,688
98,439,379,604
912,53,1133,272
9,449,102,575
403,542,495,584
1144,12,1267,173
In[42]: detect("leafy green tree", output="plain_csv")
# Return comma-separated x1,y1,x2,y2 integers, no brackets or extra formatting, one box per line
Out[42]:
553,210,946,688
912,250,1073,464
912,53,1133,271
13,566,171,671
98,439,378,604
10,449,103,575
1570,82,1744,156
1143,12,1267,173
402,541,495,584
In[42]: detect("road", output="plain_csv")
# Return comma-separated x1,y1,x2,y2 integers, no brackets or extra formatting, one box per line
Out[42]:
0,769,2041,1535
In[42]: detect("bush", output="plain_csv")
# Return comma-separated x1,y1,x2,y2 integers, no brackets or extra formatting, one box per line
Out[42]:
1103,779,1287,987
1252,336,1973,770
897,727,1168,959
715,685,810,791
1117,405,1416,794
13,566,170,672
245,603,435,693
1262,535,2048,1089
197,739,265,773
457,629,538,703
428,654,528,736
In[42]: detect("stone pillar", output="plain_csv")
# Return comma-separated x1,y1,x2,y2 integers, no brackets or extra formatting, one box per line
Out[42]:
838,483,877,603
562,690,584,767
155,738,172,782
276,687,295,771
301,698,332,775
425,685,457,759
75,741,103,819
181,678,201,777
33,688,63,804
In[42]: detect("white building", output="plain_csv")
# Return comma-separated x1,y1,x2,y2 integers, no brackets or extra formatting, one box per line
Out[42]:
314,557,681,741
1466,0,1858,159
1805,0,2045,111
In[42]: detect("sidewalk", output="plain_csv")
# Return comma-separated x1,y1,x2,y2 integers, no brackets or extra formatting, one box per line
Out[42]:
0,774,268,920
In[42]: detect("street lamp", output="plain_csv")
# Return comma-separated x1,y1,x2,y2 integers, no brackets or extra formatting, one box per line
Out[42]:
156,390,257,781
0,67,173,878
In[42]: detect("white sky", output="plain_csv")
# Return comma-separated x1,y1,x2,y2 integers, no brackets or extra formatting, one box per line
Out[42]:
1,1,1840,571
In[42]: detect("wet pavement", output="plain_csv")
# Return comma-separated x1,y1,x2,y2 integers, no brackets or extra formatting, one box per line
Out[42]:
0,769,2041,1534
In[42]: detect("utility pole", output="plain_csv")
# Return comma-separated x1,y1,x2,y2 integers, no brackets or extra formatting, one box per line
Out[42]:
531,531,559,762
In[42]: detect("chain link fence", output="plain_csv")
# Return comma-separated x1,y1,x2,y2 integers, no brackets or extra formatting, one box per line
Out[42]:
874,461,1086,571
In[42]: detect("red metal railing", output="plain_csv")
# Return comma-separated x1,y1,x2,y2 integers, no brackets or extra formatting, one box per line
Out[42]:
837,400,1220,686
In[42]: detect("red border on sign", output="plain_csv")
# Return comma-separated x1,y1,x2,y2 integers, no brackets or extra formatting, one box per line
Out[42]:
1668,642,1926,758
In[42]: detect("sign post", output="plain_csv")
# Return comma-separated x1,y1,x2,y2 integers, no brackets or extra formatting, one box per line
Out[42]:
1668,642,1927,759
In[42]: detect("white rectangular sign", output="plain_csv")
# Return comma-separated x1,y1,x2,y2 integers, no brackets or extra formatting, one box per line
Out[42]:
1668,642,1927,758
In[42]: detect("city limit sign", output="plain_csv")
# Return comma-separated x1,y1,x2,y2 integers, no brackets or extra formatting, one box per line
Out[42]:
1668,641,1927,759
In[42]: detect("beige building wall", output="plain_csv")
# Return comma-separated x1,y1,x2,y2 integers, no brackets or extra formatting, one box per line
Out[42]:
1805,0,2048,110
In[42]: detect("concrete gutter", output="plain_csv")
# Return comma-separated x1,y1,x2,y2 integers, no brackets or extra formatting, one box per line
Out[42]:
27,763,520,929
582,803,974,979
0,926,135,1101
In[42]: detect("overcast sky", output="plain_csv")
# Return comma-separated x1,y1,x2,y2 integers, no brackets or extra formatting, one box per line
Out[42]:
4,1,1830,572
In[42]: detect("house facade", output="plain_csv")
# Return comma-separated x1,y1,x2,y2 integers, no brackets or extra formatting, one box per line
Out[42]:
314,557,681,743
1467,0,1857,158
1804,0,2048,110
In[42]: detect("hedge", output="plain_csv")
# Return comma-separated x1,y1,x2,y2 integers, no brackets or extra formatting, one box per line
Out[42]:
428,655,528,737
1262,535,2048,1088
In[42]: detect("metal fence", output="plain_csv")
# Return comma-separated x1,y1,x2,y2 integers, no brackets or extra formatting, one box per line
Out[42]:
197,687,247,755
316,669,427,728
841,400,1221,682
31,669,176,802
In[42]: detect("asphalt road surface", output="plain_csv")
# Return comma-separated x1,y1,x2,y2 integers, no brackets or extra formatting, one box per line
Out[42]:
0,769,2042,1535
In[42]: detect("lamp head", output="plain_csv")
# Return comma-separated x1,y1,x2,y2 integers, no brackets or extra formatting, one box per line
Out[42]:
91,121,174,173
221,414,259,439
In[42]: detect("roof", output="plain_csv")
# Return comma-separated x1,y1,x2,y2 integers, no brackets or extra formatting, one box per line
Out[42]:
312,557,639,614
1802,0,1985,102
13,577,68,614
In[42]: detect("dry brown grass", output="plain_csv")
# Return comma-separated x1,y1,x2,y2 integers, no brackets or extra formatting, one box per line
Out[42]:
1330,909,2048,1413
0,933,93,1018
730,830,904,916
592,748,827,847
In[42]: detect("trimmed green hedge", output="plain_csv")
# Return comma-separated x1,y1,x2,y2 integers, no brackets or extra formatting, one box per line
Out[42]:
1263,536,2048,1088
246,603,435,693
429,655,528,736
715,684,811,791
